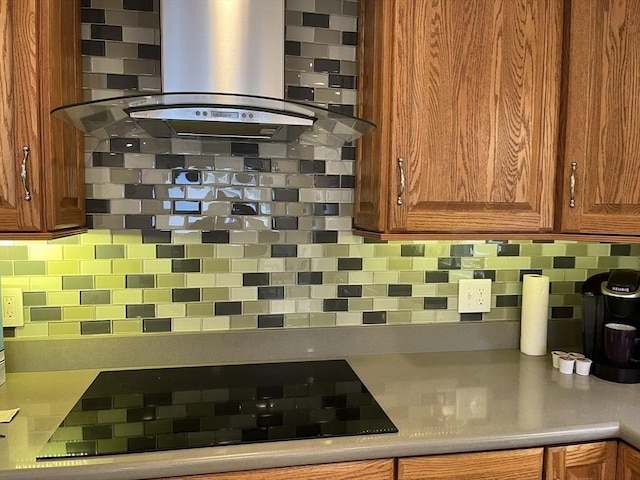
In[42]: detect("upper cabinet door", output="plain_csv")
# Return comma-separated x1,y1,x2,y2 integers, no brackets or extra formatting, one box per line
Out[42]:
356,0,563,236
560,0,640,236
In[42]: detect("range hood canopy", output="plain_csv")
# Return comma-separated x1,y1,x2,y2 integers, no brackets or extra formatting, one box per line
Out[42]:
52,0,375,148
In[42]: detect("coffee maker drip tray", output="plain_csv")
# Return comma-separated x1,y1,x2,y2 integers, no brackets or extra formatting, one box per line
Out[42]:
592,357,640,384
36,360,398,459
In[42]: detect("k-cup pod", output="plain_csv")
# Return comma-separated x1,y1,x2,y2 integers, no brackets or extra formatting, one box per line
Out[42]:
575,357,593,376
551,350,566,368
568,352,585,360
558,355,575,375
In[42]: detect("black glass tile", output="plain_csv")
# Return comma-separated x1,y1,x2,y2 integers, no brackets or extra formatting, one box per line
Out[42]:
231,202,258,215
519,269,543,281
126,304,156,319
80,290,111,305
300,160,326,173
125,184,155,199
173,170,200,185
215,302,242,316
125,215,155,229
82,39,105,56
553,256,576,269
312,230,338,243
258,314,284,328
127,436,157,453
460,313,483,322
328,104,354,116
287,86,314,101
314,58,340,73
341,175,355,188
424,297,448,310
172,288,200,302
388,285,412,297
80,320,111,335
496,295,519,307
314,175,340,188
272,188,299,202
126,275,155,289
231,143,259,157
338,258,362,271
244,158,271,172
313,203,339,216
243,273,270,286
271,244,297,258
362,311,386,325
342,31,358,46
551,306,574,319
86,199,110,214
107,74,138,90
285,40,301,56
201,230,230,244
497,244,521,256
337,285,362,298
93,152,124,167
155,154,185,169
272,217,298,230
81,8,105,23
110,137,140,152
302,12,330,27
323,299,348,312
173,201,201,214
142,230,172,244
66,441,97,456
91,24,122,41
156,245,185,258
171,259,201,273
123,0,154,11
258,286,284,300
83,425,112,441
138,43,161,60
474,270,496,281
298,272,323,285
401,245,425,257
341,146,356,160
425,271,449,283
611,244,632,256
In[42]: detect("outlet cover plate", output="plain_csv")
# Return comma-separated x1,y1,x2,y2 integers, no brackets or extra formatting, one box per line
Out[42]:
458,278,491,313
2,287,24,327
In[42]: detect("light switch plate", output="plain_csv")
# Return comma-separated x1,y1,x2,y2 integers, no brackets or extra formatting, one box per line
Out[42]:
458,278,491,313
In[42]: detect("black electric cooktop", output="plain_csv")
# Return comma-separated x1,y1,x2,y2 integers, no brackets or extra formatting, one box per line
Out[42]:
37,360,397,459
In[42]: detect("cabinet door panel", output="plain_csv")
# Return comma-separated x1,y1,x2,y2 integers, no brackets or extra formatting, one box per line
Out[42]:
397,448,543,480
390,0,560,233
560,0,640,235
545,441,617,480
618,442,640,480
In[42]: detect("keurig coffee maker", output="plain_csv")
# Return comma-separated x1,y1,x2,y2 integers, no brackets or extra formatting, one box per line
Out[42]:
582,269,640,383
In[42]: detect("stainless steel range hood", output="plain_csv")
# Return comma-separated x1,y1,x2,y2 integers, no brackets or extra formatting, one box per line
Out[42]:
52,0,375,147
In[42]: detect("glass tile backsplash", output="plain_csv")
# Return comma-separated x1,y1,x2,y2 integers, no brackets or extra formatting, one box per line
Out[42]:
1,0,639,339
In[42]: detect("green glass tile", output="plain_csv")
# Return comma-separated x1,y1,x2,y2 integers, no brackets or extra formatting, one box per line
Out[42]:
113,289,143,304
186,302,214,316
597,256,619,269
519,244,543,256
143,289,172,303
95,275,125,289
157,303,185,317
398,297,425,310
80,260,112,275
461,257,485,269
126,274,155,289
172,317,202,332
387,310,412,324
14,323,49,337
126,245,157,259
81,319,112,335
474,244,498,257
50,235,80,245
364,258,388,271
243,245,269,258
112,319,142,334
114,422,144,437
309,312,336,326
95,245,125,259
551,282,574,294
14,261,46,275
202,259,230,273
95,305,126,320
325,245,350,257
29,276,62,291
425,244,450,257
0,246,28,261
242,301,269,315
285,286,310,298
348,298,374,311
448,271,473,283
111,231,142,245
320,272,348,284
284,313,310,327
48,291,79,306
496,270,519,282
565,269,588,281
619,257,640,269
63,275,95,290
186,244,216,259
30,306,62,322
270,272,296,286
398,271,424,283
562,293,582,306
156,274,185,288
491,283,507,294
565,243,589,256
437,283,458,295
348,245,375,257
229,316,257,329
63,245,96,260
388,258,412,271
142,259,172,274
530,256,553,269
575,257,598,269
0,261,13,276
362,284,388,297
63,306,95,320
79,230,112,245
47,260,80,275
29,245,63,261
80,290,111,305
23,292,47,306
49,322,80,336
373,271,399,284
375,245,401,257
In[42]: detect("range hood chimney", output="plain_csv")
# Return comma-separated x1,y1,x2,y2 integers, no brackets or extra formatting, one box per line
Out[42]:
52,0,375,147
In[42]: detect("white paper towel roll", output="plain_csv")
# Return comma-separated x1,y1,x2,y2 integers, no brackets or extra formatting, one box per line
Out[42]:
520,274,550,356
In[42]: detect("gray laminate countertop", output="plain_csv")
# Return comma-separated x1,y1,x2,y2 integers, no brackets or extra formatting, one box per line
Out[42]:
1,349,639,480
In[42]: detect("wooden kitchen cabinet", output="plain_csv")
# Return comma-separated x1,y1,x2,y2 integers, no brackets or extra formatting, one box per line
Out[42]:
558,0,640,237
618,442,640,480
0,0,85,238
355,0,563,238
545,440,617,480
153,458,394,480
397,447,544,480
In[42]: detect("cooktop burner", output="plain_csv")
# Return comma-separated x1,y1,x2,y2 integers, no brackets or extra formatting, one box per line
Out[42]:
37,360,397,459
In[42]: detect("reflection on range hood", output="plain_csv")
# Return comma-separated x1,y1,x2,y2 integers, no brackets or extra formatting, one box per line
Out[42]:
52,0,375,147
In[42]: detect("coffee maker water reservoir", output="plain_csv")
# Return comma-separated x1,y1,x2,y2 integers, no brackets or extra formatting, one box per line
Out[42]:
582,269,640,383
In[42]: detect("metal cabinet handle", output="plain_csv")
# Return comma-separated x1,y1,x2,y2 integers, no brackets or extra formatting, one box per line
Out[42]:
569,161,576,208
21,146,32,201
397,157,405,205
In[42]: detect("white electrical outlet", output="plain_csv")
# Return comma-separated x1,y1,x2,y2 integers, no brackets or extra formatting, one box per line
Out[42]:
458,278,491,313
2,287,24,327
